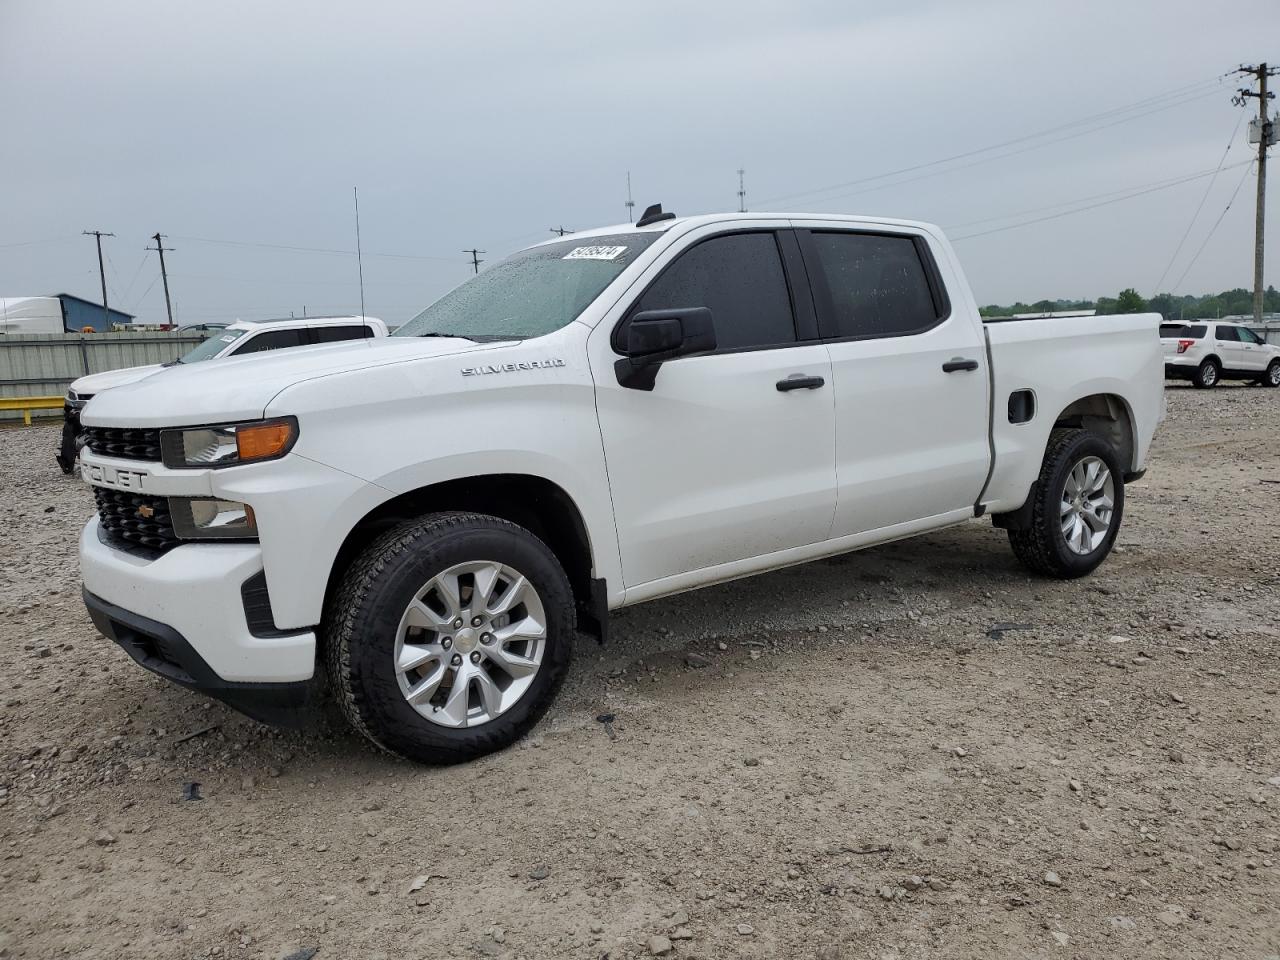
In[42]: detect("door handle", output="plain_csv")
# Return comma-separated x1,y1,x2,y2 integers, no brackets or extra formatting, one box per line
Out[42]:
942,358,980,373
776,374,826,392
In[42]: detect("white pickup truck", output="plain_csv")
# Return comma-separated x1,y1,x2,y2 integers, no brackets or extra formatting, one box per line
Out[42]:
77,208,1164,763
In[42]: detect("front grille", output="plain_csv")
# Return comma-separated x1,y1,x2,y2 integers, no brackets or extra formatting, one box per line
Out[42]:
83,425,163,462
93,487,180,553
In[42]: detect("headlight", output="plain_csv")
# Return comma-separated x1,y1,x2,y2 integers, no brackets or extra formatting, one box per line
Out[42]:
170,498,258,540
160,417,297,469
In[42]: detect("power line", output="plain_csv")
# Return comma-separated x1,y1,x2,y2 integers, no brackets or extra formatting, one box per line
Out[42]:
759,79,1225,208
170,234,458,262
1151,106,1249,294
1170,162,1254,295
951,159,1254,241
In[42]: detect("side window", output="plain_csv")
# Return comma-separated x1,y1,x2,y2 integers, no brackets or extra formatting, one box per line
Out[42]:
311,325,372,343
1186,325,1207,338
231,329,305,355
809,232,940,339
1215,326,1240,342
633,232,796,351
1239,327,1263,345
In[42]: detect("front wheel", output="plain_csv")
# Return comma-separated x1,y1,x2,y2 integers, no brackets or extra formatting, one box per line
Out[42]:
1262,360,1280,388
1007,429,1125,579
325,512,575,764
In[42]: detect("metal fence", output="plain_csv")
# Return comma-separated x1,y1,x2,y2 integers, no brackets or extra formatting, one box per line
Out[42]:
0,332,204,422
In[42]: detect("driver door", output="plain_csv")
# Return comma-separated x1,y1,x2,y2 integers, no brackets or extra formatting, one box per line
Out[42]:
588,227,836,593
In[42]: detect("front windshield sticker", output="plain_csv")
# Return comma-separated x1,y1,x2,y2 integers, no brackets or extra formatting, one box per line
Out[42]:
562,245,627,261
217,334,236,343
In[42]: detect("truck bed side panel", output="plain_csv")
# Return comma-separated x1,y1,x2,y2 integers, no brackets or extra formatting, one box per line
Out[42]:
981,313,1164,513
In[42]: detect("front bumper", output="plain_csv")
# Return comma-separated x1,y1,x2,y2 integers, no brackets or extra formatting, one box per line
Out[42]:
80,516,317,683
84,588,319,727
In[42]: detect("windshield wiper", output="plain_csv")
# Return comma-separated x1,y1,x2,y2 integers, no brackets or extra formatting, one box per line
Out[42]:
417,332,478,341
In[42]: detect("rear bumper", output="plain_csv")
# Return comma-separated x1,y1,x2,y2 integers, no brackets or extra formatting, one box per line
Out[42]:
1164,360,1197,380
84,589,319,727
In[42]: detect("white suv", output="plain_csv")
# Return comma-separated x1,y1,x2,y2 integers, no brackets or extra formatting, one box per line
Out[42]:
1161,320,1280,388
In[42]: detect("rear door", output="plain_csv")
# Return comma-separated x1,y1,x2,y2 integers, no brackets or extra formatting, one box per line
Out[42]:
796,226,990,537
309,324,375,344
589,226,836,590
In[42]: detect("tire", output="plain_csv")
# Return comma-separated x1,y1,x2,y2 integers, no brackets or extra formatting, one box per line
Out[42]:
1262,360,1280,388
1193,358,1219,388
1007,428,1125,579
324,512,575,764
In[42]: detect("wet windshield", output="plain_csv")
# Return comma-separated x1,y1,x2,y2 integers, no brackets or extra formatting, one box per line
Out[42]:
395,234,659,341
179,328,247,363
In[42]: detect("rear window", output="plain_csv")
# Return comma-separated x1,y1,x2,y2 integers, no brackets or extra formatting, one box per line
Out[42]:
1160,324,1206,339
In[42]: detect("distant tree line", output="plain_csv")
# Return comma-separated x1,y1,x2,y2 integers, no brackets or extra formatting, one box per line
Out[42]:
979,285,1280,320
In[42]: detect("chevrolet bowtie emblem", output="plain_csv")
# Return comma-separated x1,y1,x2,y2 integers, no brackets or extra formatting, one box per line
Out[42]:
136,504,155,519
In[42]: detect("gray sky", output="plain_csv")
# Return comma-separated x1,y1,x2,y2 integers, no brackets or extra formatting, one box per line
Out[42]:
2,0,1277,325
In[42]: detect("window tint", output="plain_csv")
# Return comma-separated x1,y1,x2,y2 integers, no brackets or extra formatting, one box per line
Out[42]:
1215,325,1240,342
634,232,796,351
1186,324,1207,338
810,232,939,339
311,325,371,343
232,329,305,355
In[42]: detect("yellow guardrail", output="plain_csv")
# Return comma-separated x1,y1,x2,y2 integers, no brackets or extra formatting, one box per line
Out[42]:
0,395,63,426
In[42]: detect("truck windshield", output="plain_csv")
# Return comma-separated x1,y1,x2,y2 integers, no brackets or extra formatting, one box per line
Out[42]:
179,329,247,363
395,233,659,341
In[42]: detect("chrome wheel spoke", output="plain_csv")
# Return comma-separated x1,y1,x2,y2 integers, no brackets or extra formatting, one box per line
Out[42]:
488,575,529,617
470,563,501,616
495,611,547,644
487,644,540,679
404,600,450,632
405,661,448,705
397,641,445,673
437,665,473,726
473,669,504,717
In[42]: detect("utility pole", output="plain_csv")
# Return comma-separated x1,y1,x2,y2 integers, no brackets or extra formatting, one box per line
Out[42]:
82,230,114,328
550,226,574,237
737,168,747,213
625,171,635,223
145,233,175,327
1234,63,1278,323
463,248,485,274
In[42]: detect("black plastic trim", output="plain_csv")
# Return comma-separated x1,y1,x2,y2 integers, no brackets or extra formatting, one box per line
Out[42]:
84,589,318,727
990,484,1037,531
578,577,610,645
1122,468,1147,483
241,570,310,639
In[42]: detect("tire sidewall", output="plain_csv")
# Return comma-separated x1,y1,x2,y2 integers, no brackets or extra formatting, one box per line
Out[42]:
338,520,574,763
1042,433,1125,576
1266,361,1280,388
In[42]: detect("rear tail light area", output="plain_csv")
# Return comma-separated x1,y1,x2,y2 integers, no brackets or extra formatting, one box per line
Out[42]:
1177,339,1194,354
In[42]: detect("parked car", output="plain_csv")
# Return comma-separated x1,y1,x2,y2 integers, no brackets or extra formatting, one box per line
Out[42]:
176,322,231,335
56,315,387,473
1160,320,1280,388
75,208,1164,763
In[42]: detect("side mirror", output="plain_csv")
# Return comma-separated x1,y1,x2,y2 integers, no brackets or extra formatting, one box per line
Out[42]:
614,308,716,390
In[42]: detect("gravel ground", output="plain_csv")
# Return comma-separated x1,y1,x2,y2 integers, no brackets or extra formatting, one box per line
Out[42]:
1,384,1278,960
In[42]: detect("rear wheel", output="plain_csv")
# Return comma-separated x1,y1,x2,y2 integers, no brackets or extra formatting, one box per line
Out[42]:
325,512,575,764
1193,358,1219,388
1262,360,1280,388
1008,429,1125,579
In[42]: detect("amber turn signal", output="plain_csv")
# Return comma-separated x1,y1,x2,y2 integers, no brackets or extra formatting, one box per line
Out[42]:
236,420,297,461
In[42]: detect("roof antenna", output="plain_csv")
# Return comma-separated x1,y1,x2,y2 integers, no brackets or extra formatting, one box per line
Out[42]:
635,203,676,228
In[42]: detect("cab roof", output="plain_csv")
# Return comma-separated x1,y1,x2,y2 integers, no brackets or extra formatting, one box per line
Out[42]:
529,211,943,247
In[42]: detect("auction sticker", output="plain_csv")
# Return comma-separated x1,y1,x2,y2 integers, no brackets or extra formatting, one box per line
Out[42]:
562,246,627,261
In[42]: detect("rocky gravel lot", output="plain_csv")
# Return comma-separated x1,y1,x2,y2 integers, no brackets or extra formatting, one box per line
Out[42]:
1,384,1278,960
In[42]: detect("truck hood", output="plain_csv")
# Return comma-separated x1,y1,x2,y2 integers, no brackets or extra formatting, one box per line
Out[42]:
81,336,496,427
71,363,166,397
